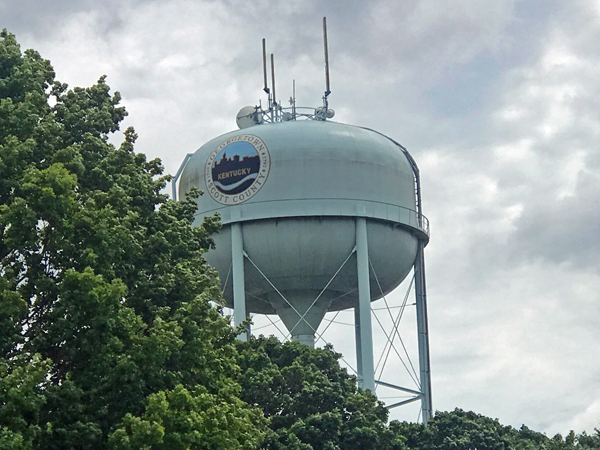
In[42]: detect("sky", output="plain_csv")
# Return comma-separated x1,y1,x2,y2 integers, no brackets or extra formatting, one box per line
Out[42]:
3,0,600,436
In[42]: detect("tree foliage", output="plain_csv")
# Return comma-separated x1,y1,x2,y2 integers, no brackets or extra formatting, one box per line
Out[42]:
393,409,600,450
0,30,264,449
235,336,407,450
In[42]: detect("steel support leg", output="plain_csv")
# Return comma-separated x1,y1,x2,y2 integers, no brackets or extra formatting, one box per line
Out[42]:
231,223,248,341
354,306,363,385
356,218,374,392
414,242,432,422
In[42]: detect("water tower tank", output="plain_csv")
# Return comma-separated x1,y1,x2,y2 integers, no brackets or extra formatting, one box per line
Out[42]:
178,119,429,344
175,16,433,422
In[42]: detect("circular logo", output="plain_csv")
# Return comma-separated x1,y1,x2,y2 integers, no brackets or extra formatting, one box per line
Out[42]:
205,134,270,205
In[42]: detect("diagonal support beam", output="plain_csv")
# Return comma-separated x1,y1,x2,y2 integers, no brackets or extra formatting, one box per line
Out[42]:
386,396,422,409
375,380,423,396
288,247,356,335
244,251,319,339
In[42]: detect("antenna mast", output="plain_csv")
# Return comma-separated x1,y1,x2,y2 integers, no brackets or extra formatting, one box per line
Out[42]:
262,39,270,96
323,17,331,108
254,19,335,123
270,53,276,107
292,79,296,117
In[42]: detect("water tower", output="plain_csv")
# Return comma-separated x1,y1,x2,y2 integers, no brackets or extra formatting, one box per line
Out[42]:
173,19,433,422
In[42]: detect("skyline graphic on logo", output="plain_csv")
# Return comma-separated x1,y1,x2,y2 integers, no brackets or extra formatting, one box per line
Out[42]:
211,141,261,195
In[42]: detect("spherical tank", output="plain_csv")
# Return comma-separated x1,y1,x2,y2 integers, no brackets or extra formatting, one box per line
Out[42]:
178,119,428,337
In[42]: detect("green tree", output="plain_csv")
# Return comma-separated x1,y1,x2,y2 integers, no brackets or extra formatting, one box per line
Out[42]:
391,409,600,450
235,336,407,450
391,409,515,450
0,30,265,449
576,429,600,450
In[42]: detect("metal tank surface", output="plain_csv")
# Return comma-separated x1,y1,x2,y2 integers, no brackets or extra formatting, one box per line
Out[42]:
179,119,428,336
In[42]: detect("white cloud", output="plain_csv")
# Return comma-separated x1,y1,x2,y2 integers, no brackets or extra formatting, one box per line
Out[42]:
566,398,600,434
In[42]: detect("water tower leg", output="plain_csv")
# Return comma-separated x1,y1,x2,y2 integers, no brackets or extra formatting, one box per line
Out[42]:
414,242,432,422
356,217,375,392
354,306,363,385
231,223,248,342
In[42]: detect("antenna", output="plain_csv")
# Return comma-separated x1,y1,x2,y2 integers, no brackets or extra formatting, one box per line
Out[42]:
270,53,277,106
292,79,296,117
255,18,335,122
262,39,270,95
323,17,331,99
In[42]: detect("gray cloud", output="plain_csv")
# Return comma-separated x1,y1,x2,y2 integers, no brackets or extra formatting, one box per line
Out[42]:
514,170,600,267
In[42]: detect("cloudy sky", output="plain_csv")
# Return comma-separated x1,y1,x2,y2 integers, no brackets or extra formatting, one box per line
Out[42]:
4,0,600,436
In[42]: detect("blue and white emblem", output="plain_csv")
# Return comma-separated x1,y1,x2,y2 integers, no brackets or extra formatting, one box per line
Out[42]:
205,134,270,205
